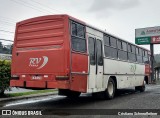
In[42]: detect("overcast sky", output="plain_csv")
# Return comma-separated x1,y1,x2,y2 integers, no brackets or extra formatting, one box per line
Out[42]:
0,0,160,54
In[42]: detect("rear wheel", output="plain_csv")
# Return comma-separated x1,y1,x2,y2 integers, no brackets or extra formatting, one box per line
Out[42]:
135,80,146,92
66,91,81,98
103,78,115,99
0,89,4,96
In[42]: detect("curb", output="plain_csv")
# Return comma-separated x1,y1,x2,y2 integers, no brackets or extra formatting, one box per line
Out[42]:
0,91,58,103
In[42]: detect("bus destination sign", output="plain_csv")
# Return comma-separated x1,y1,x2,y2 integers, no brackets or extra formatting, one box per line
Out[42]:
135,26,160,45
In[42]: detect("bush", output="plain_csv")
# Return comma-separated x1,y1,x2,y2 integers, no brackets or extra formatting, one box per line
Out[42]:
0,60,11,96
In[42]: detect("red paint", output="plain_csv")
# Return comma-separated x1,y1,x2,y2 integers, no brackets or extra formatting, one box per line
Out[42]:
151,36,160,44
47,81,58,88
70,52,88,92
10,80,24,87
71,52,88,73
26,81,46,88
11,14,88,93
70,74,87,92
145,64,150,74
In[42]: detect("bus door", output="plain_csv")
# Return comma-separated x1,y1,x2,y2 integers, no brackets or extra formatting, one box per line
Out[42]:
88,35,103,91
96,39,103,89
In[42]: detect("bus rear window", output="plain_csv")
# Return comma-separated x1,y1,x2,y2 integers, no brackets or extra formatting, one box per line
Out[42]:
71,21,86,52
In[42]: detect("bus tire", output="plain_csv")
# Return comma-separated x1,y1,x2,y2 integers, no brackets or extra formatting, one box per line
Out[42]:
66,90,81,98
58,89,81,98
104,78,115,100
0,89,4,96
135,80,146,92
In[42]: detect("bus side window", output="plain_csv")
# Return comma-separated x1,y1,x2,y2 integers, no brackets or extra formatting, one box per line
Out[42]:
97,40,103,66
88,37,96,65
143,50,149,64
71,21,86,52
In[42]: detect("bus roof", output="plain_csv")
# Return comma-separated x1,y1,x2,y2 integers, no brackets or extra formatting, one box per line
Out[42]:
68,15,150,52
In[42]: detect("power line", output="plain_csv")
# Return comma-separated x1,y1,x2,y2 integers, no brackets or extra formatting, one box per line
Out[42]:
0,21,15,27
31,0,63,14
0,24,15,29
10,0,63,15
0,39,13,42
10,0,51,14
0,19,16,25
0,17,17,31
0,30,14,34
0,32,14,36
20,0,54,14
0,27,15,36
0,16,17,22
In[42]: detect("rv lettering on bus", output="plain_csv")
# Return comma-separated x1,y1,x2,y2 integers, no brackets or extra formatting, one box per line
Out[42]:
29,56,48,69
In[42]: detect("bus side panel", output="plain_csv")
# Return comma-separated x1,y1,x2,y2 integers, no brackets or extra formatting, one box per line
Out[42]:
70,74,87,93
104,58,145,88
70,52,88,92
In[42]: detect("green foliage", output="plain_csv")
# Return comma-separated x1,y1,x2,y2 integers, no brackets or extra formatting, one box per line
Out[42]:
0,60,11,94
7,89,55,97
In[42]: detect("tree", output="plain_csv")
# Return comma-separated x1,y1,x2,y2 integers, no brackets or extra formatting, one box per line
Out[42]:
0,42,3,53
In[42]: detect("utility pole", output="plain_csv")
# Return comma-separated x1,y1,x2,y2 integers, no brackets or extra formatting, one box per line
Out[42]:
150,44,154,82
135,26,160,84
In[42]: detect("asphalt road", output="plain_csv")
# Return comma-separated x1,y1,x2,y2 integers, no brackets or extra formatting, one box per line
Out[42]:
0,85,160,117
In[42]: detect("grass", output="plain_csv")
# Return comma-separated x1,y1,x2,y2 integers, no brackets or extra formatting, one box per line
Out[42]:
5,89,57,97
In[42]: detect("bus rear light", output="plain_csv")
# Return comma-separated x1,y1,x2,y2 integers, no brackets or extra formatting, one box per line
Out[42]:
44,75,48,78
55,76,69,80
21,75,26,78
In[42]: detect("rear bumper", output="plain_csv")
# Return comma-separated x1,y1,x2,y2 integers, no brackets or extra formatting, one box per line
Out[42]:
10,80,69,89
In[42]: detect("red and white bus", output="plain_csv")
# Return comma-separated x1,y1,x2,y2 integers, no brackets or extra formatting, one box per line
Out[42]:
10,14,151,99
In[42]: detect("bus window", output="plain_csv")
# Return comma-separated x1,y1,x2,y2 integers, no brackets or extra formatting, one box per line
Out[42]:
136,47,139,54
128,44,132,52
137,55,143,63
122,41,127,51
71,36,86,52
139,48,143,56
128,44,136,62
97,40,103,66
118,50,127,60
131,45,136,54
88,37,96,65
128,53,136,62
71,21,86,52
117,40,122,49
104,35,110,46
143,50,149,64
104,46,117,59
77,24,85,38
72,22,77,36
117,40,127,61
110,37,117,48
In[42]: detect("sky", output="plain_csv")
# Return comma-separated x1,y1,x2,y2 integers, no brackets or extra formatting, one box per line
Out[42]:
0,0,160,54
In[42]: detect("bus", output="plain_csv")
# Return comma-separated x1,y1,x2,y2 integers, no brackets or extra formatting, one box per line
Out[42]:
10,14,151,99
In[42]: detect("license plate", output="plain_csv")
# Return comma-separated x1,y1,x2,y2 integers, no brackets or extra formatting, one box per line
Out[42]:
32,76,42,80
